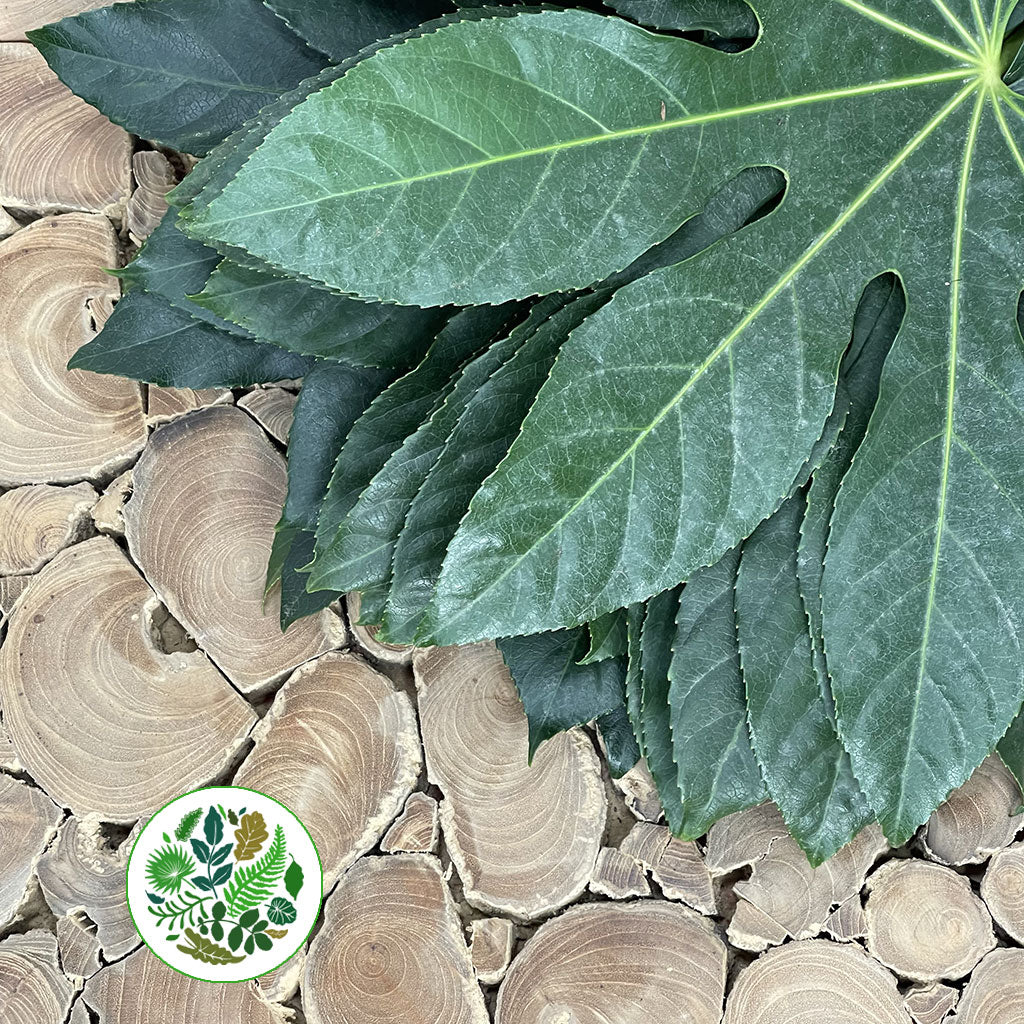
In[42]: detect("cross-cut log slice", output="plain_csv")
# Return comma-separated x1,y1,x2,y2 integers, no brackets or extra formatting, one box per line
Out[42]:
0,0,116,40
0,713,19,770
348,590,415,665
0,482,95,574
727,899,790,953
905,983,959,1024
126,151,175,245
257,949,305,1005
0,207,18,238
239,388,297,445
380,791,439,854
0,538,256,820
37,816,140,961
980,841,1024,944
950,948,1024,1023
125,406,345,693
589,847,650,899
57,910,102,981
83,946,291,1024
922,755,1024,867
0,45,130,214
145,386,230,425
415,643,605,920
470,918,514,986
824,896,868,943
0,214,145,486
611,759,662,822
704,802,788,876
723,939,910,1023
0,775,61,929
0,931,76,1024
865,860,996,982
617,822,715,912
90,470,132,536
734,826,887,942
304,854,488,1024
496,902,726,1024
234,652,420,887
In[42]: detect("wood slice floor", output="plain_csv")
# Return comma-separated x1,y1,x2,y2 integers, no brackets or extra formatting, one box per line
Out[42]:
2,5,1024,1023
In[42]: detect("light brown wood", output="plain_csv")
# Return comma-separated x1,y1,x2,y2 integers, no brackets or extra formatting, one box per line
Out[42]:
1,538,256,820
905,982,959,1024
610,758,663,822
57,910,102,981
0,573,30,625
90,469,132,536
256,949,306,1005
146,385,231,426
734,825,887,942
619,820,671,865
379,791,439,854
497,901,726,1024
83,945,291,1024
469,918,514,986
0,711,19,769
415,643,605,920
0,931,76,1024
124,406,346,694
0,482,95,574
234,652,421,888
864,859,996,982
126,151,175,245
727,898,790,953
304,854,488,1024
949,948,1024,1023
653,835,716,913
0,206,18,237
348,590,416,665
723,939,910,1023
0,775,61,928
0,214,145,486
239,387,297,445
923,754,1024,866
0,0,120,40
824,896,868,943
589,847,650,899
0,44,130,213
704,801,788,876
37,816,141,962
980,840,1024,943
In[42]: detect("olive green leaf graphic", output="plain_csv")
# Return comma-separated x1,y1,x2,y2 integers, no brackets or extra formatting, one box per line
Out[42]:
265,928,288,939
267,897,296,925
223,825,286,915
173,808,202,841
233,811,269,861
284,858,304,900
176,927,246,965
145,844,196,895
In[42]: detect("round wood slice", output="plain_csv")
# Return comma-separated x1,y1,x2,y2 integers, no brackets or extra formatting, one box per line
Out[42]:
0,214,145,487
0,931,76,1024
145,386,230,426
239,387,297,445
864,859,996,982
980,840,1024,943
0,775,61,929
727,897,790,953
0,44,130,213
723,939,910,1023
348,590,416,665
0,537,257,820
57,910,102,981
0,482,95,574
923,754,1024,866
704,802,788,876
950,948,1024,1023
496,901,726,1024
124,406,345,694
83,946,290,1024
414,643,605,920
126,151,175,245
0,206,18,238
905,982,959,1024
234,652,421,887
37,815,141,962
0,0,115,41
469,918,514,986
379,791,439,854
589,847,650,900
303,854,488,1024
90,469,132,536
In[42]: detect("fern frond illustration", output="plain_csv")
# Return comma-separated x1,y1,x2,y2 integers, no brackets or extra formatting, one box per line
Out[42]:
223,825,286,916
174,808,203,841
145,844,196,895
147,889,209,930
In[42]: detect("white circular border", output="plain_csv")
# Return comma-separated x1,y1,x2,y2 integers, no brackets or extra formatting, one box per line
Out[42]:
127,786,322,983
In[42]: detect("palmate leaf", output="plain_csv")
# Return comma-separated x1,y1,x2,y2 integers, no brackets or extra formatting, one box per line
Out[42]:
604,0,758,38
28,0,324,154
580,609,629,665
597,704,641,778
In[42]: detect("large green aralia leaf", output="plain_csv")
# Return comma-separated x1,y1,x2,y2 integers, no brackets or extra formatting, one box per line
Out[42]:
668,548,765,839
193,259,451,368
497,628,627,759
28,0,324,154
624,603,645,759
270,361,396,628
597,704,641,779
579,608,629,665
68,290,312,388
265,0,453,62
736,495,873,865
605,0,758,38
999,710,1024,800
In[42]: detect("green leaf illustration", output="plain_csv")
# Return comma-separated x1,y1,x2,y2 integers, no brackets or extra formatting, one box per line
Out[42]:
254,932,273,951
204,806,224,847
173,808,202,842
176,927,245,966
227,926,243,952
145,845,196,896
284,859,304,901
267,897,296,926
233,811,269,862
223,826,287,916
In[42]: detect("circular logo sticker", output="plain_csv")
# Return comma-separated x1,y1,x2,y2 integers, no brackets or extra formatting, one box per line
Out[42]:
126,787,322,983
